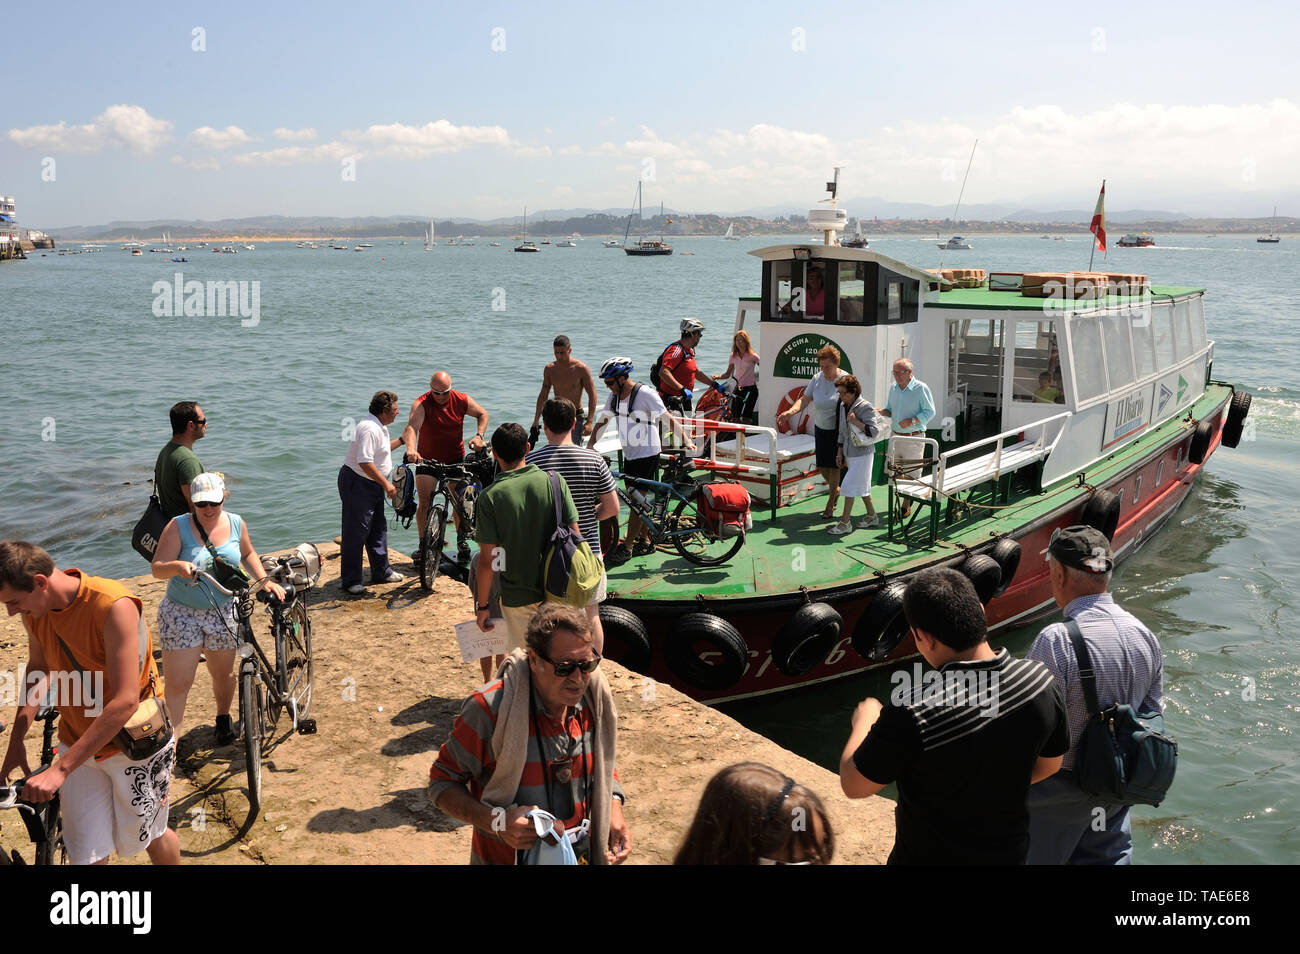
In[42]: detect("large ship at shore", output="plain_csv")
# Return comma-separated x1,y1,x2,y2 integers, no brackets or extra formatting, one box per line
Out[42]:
579,177,1251,705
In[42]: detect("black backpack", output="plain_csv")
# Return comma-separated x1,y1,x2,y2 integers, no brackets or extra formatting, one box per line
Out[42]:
648,343,676,390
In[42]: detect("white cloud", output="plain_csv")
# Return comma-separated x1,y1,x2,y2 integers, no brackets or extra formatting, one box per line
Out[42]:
7,104,172,155
230,141,355,167
515,145,552,159
344,119,511,159
557,145,584,156
623,126,687,159
188,125,253,150
171,155,221,172
274,127,318,142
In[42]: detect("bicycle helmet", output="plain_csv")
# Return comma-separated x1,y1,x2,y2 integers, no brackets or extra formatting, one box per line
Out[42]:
600,356,635,380
680,317,705,335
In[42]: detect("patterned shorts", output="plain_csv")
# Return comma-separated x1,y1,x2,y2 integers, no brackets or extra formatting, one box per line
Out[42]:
157,597,242,652
60,736,174,864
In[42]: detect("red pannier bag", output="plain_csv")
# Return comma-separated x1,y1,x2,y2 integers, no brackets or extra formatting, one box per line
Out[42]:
698,482,753,539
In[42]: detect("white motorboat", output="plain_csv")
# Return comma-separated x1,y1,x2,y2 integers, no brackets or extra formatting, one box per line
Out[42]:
937,235,971,249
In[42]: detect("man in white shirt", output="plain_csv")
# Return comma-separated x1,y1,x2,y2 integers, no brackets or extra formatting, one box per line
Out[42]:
339,390,405,596
587,357,692,565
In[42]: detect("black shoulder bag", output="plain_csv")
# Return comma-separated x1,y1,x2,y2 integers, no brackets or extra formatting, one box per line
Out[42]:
131,495,168,563
1066,620,1178,807
193,515,251,591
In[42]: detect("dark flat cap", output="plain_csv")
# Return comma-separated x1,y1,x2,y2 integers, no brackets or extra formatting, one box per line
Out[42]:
1049,525,1114,573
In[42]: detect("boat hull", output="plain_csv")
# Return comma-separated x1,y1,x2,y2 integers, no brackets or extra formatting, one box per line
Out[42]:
603,389,1231,704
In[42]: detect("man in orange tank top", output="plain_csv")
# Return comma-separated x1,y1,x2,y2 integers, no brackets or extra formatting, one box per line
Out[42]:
400,371,490,563
0,540,180,865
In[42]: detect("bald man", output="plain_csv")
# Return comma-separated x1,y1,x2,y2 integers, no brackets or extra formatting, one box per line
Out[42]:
401,371,490,561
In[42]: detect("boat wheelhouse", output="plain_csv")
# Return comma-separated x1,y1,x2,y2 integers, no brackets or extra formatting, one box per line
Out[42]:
591,184,1248,705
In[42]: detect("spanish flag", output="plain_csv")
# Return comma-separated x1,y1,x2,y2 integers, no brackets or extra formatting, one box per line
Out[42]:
1090,180,1106,252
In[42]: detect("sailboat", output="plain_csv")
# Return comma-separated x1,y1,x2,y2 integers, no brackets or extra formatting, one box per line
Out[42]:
623,182,673,256
723,222,739,241
424,221,435,250
513,207,539,252
1258,206,1281,244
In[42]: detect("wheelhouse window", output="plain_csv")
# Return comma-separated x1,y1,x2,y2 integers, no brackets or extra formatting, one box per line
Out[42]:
838,262,866,323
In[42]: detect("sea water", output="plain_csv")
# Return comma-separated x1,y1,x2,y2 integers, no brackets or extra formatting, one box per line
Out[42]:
2,233,1296,863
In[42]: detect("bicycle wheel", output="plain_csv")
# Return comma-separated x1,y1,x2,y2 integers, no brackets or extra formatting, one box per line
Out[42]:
240,666,267,818
279,601,314,723
35,799,67,866
669,493,746,566
419,504,448,592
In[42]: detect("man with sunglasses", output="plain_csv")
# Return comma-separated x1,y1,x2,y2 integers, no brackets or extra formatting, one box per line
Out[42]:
401,371,489,563
1025,525,1164,865
154,401,207,519
430,603,631,865
657,318,715,414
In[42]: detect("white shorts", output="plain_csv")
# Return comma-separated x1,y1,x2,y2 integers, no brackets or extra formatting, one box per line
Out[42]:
60,738,175,864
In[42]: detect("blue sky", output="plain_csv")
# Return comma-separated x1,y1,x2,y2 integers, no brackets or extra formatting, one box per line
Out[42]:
5,0,1299,227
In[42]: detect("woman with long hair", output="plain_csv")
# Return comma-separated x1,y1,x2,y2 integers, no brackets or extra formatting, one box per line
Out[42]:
715,330,761,425
674,762,834,865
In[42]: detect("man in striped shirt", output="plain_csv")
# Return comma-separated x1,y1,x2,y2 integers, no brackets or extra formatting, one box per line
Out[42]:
526,398,620,652
1025,525,1164,865
429,604,630,865
840,568,1069,864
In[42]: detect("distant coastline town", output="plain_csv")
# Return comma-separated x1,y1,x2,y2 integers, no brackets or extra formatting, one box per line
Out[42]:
5,192,1294,248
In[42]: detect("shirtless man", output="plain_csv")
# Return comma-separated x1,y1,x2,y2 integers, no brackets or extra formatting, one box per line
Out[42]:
531,336,597,446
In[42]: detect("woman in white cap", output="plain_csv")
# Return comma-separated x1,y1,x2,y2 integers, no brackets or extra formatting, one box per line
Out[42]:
152,472,284,744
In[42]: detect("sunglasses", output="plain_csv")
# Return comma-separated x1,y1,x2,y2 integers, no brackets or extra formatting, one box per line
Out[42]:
430,388,451,397
193,418,207,425
535,648,601,677
194,501,221,509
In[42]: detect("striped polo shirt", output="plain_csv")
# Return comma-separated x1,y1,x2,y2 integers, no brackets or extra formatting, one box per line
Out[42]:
854,648,1069,864
525,442,616,558
429,677,623,865
1027,593,1164,771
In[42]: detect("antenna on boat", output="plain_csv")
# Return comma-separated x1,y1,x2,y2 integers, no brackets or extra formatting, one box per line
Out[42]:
938,140,978,268
807,167,848,245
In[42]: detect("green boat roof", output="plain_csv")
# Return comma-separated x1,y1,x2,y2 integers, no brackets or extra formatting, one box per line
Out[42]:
928,284,1205,311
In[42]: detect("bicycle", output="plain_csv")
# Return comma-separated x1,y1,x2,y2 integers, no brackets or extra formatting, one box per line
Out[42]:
612,449,747,566
192,546,318,821
412,450,495,592
0,701,68,865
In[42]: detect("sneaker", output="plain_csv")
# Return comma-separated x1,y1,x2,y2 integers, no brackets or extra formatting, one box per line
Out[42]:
411,548,424,566
457,540,471,561
857,515,880,529
632,539,656,557
344,583,368,596
215,714,237,746
375,570,404,584
606,542,632,567
829,521,853,536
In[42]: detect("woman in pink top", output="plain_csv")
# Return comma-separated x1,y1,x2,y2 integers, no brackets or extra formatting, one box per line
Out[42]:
715,330,761,424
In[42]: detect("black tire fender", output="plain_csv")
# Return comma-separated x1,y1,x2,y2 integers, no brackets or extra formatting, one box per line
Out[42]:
851,581,910,662
1081,489,1122,541
598,605,652,675
960,554,1003,605
665,613,748,690
989,538,1022,598
1221,391,1251,449
772,602,842,677
1188,419,1215,466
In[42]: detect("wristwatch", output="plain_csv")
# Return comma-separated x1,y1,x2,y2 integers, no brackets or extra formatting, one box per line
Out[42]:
476,602,491,612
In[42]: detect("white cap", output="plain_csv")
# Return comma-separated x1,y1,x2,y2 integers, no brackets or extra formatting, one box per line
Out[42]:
190,472,226,505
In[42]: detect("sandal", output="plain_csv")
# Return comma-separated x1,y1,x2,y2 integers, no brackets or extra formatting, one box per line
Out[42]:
829,520,853,536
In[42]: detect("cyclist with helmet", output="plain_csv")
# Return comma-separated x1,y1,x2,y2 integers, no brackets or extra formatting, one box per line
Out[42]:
657,318,717,415
588,357,694,565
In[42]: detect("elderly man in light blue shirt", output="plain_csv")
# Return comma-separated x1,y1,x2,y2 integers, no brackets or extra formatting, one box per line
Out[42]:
881,359,935,495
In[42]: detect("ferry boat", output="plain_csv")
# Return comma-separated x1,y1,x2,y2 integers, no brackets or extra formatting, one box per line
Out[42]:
590,175,1251,704
1117,233,1155,247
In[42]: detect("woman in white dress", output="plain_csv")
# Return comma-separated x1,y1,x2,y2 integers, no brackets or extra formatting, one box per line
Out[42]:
831,375,880,535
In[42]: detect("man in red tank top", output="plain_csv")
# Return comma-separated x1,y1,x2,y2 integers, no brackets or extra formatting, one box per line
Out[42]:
400,371,490,561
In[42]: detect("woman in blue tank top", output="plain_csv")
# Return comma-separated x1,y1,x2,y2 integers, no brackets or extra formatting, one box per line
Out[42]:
151,473,284,744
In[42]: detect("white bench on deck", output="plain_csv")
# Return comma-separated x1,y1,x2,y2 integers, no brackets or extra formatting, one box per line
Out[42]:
895,410,1072,503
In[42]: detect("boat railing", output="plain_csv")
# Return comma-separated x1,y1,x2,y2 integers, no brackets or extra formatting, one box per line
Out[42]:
889,410,1073,545
682,418,784,517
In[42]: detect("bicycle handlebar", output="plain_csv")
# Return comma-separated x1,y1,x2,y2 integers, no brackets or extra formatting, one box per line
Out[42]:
188,567,269,599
